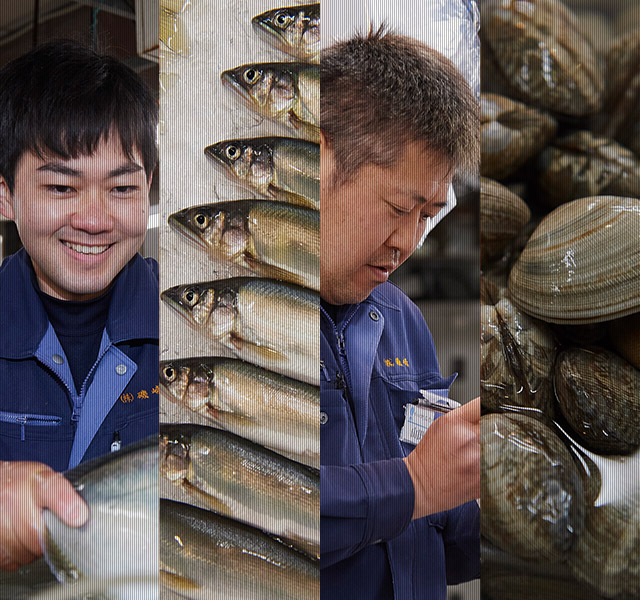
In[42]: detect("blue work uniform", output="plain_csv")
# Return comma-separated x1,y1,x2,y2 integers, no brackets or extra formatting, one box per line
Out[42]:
0,248,159,470
321,281,479,600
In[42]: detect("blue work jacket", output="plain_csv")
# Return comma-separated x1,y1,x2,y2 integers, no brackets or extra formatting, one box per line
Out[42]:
0,249,159,470
321,281,479,600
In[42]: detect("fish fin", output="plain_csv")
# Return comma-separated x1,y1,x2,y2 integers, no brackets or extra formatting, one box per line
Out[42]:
160,570,200,592
287,111,320,142
268,185,317,210
288,109,303,129
205,406,257,428
229,334,288,362
243,256,307,288
42,523,80,584
182,479,233,516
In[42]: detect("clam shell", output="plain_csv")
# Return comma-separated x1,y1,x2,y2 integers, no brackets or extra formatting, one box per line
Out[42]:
481,178,532,261
482,537,602,599
482,0,604,116
574,9,613,54
481,94,557,180
508,196,640,324
555,347,640,454
614,6,640,35
481,413,585,562
538,131,640,207
570,503,640,599
481,295,556,415
610,312,640,369
606,29,640,159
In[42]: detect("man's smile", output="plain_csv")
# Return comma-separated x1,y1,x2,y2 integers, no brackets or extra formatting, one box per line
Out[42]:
61,241,114,255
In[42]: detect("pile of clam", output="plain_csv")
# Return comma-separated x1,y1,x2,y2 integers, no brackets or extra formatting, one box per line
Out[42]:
479,1,640,598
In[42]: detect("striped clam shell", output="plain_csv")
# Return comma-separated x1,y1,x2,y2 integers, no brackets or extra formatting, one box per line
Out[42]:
610,313,640,369
508,196,640,324
570,503,640,599
482,0,604,116
481,294,556,416
481,178,532,261
481,413,585,562
555,347,640,454
481,94,557,181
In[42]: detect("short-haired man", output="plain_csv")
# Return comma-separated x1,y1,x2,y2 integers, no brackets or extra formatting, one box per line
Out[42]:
0,40,158,570
320,30,481,599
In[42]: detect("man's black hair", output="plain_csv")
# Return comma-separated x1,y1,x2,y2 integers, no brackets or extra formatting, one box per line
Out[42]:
0,39,158,193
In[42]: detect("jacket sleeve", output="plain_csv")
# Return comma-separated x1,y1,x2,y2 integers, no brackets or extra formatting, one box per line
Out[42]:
443,500,481,584
320,458,415,568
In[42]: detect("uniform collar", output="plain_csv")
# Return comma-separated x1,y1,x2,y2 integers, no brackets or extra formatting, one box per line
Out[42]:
321,282,404,328
0,248,158,358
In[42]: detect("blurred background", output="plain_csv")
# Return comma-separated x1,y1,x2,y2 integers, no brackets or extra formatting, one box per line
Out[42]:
0,0,159,263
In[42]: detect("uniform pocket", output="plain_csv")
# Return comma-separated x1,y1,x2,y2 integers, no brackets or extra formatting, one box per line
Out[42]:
320,389,361,465
0,410,62,441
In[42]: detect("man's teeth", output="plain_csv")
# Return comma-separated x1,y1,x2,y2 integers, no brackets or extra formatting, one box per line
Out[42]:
63,241,110,255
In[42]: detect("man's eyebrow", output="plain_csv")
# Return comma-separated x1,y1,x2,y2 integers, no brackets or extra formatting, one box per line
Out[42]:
414,195,448,209
107,163,144,178
412,195,447,208
36,163,81,177
36,162,144,178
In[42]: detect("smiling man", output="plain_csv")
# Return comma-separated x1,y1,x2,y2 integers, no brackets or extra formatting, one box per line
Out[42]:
320,30,481,599
0,41,158,570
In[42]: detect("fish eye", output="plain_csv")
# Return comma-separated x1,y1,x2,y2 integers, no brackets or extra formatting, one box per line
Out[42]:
225,144,241,161
243,68,261,84
183,289,200,307
194,213,209,229
162,365,176,382
275,11,292,27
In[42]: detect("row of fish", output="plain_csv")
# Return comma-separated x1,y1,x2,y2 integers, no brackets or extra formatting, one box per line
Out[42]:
159,3,320,599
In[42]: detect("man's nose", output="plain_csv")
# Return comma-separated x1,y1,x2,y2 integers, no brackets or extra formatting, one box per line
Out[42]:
69,189,115,233
386,212,424,258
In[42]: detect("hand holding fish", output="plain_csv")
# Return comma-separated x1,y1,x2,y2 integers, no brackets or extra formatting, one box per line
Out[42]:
0,461,88,570
403,397,480,520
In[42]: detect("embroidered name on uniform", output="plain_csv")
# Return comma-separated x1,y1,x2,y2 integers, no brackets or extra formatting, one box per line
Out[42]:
384,357,410,367
120,386,159,403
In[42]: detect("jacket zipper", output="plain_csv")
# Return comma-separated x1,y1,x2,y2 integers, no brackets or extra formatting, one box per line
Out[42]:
0,411,62,441
71,336,112,422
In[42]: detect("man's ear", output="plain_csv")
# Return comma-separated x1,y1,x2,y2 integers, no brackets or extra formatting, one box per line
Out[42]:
0,176,15,221
320,131,335,189
319,130,329,151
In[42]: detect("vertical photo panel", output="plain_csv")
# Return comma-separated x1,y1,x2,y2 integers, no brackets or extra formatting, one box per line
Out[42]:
0,1,159,598
158,0,319,598
320,1,481,599
480,0,640,598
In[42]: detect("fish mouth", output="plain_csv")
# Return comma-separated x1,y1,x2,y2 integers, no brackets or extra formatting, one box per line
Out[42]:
61,240,113,255
204,144,230,167
220,71,254,105
167,212,208,250
160,288,192,322
251,19,288,50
